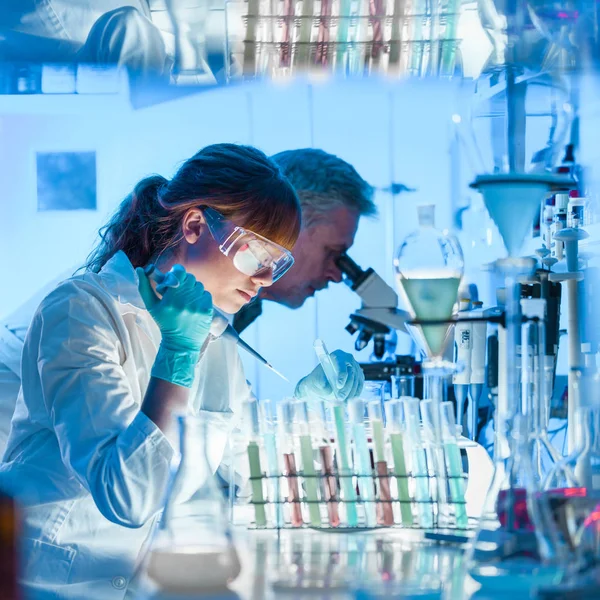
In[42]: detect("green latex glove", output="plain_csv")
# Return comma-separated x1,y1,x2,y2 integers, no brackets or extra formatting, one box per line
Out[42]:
137,265,213,388
295,349,365,402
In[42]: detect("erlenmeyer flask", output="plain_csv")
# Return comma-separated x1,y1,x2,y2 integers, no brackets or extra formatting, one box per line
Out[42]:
467,414,566,594
146,414,241,593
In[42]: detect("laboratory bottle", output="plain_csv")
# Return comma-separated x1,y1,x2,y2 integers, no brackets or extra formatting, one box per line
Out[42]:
146,414,241,593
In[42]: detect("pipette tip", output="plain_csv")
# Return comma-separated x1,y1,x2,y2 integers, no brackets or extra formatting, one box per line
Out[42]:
266,363,289,382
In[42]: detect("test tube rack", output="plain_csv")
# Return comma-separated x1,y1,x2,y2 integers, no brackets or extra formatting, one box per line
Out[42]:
246,467,470,531
226,1,462,78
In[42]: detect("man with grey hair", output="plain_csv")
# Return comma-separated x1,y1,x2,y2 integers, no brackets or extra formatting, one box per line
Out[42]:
233,148,376,332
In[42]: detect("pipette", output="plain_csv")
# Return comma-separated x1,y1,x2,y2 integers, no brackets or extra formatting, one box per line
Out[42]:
144,265,289,382
313,339,358,526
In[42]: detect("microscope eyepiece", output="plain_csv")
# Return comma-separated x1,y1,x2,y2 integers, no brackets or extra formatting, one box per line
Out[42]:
336,254,373,289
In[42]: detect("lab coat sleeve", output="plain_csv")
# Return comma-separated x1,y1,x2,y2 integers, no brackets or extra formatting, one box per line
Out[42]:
30,282,174,528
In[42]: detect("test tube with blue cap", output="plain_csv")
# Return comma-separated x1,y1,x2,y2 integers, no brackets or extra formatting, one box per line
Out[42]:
144,264,288,382
313,339,358,527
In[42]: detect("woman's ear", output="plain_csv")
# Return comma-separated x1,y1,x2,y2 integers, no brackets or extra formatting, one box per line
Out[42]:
182,208,207,244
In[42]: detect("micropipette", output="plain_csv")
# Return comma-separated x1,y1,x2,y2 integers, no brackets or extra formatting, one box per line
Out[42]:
144,265,289,382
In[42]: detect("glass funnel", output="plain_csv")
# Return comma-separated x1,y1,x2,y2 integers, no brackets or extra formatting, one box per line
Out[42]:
393,203,464,365
146,414,241,593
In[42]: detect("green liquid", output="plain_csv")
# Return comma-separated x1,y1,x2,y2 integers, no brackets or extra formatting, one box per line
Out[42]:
371,418,386,462
333,405,358,527
390,433,413,527
398,275,461,357
247,442,267,528
444,442,468,528
300,435,322,527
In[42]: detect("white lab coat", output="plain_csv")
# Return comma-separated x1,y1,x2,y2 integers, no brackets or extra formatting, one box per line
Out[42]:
0,251,252,600
0,269,77,454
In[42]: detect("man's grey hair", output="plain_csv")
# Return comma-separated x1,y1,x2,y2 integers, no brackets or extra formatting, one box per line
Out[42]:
271,148,377,227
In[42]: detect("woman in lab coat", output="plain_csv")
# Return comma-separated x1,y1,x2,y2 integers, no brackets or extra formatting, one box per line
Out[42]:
0,143,364,600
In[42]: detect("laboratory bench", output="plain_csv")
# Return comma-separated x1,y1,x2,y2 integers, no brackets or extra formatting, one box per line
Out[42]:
134,524,488,600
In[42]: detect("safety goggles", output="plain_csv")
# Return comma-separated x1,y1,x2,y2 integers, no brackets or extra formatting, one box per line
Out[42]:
203,206,295,283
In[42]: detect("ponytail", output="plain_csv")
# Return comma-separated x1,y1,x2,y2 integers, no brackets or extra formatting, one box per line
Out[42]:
85,175,171,272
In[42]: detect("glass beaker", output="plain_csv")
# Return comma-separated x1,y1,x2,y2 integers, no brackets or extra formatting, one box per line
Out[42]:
146,414,241,593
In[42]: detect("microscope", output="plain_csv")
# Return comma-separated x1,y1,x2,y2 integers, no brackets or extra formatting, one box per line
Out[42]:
335,254,410,359
335,254,422,392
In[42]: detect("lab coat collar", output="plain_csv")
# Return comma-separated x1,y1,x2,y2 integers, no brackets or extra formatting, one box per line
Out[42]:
98,251,146,311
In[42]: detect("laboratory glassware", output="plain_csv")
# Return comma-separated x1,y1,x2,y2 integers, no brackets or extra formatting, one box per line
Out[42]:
393,203,464,526
295,400,322,527
314,339,359,526
278,398,303,527
367,399,394,525
385,398,414,526
403,397,434,528
440,401,469,528
246,399,268,528
146,414,241,593
260,399,284,528
348,397,378,527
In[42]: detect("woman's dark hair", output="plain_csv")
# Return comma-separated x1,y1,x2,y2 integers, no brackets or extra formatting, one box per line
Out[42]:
85,143,301,272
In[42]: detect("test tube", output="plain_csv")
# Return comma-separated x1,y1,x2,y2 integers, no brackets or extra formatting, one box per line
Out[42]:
386,399,414,526
333,403,359,527
441,402,468,528
295,400,322,527
348,398,377,527
403,397,434,528
278,399,303,527
367,400,394,525
312,401,340,527
420,399,451,527
314,340,358,526
245,399,267,528
260,399,283,528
